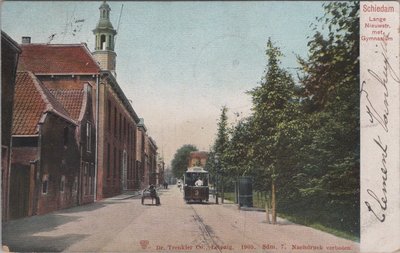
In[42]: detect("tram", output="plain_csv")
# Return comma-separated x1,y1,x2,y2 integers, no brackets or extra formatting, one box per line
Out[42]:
183,166,209,203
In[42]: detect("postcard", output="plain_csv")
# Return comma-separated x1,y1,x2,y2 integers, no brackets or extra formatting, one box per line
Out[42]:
1,1,399,253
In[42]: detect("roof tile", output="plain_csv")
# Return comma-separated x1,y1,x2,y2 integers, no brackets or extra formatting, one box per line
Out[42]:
18,44,100,74
48,88,85,121
13,72,74,136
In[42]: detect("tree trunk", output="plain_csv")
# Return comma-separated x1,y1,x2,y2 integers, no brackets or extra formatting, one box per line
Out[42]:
234,180,238,204
271,181,277,224
265,202,270,224
221,179,224,204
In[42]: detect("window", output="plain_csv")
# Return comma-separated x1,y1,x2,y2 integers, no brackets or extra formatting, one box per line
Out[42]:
141,133,145,152
127,128,130,148
131,127,136,150
42,175,49,194
114,107,117,136
60,175,65,192
107,144,111,178
90,163,95,195
100,35,106,50
113,147,116,178
90,163,95,177
63,127,69,146
119,114,122,140
73,176,78,192
89,176,92,195
86,122,92,152
119,150,122,177
108,100,111,131
123,118,126,139
109,35,112,49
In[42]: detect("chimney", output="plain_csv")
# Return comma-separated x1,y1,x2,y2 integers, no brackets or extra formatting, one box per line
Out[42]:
21,36,31,44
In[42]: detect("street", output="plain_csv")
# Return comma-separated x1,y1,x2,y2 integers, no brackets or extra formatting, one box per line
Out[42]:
2,186,359,253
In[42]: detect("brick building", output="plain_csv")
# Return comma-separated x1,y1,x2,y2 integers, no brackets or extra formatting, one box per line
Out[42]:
16,42,142,200
10,72,80,218
135,119,158,188
46,82,96,205
7,2,157,217
1,31,21,221
136,119,148,189
16,43,100,207
188,151,208,168
97,71,140,197
147,137,158,186
157,156,166,186
92,2,141,197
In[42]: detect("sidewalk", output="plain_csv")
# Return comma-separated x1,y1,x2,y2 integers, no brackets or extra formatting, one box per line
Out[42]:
105,190,141,201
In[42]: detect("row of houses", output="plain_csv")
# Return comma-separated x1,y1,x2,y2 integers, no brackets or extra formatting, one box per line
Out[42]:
1,1,165,221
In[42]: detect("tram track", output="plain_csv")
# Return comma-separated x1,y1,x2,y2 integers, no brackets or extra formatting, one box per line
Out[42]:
190,205,223,253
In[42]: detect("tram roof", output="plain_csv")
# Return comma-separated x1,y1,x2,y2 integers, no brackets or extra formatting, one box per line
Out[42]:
186,166,208,173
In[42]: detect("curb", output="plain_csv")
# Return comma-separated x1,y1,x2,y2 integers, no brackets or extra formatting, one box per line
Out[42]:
239,206,266,212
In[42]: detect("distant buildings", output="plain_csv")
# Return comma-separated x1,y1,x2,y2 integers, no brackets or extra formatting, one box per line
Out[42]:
2,1,162,220
188,151,208,168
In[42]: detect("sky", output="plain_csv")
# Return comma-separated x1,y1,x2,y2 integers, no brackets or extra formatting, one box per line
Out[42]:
2,1,326,166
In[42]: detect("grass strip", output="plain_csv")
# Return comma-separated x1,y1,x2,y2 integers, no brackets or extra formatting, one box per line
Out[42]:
222,191,359,242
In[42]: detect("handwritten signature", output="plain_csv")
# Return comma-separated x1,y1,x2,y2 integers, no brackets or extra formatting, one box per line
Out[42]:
360,33,399,223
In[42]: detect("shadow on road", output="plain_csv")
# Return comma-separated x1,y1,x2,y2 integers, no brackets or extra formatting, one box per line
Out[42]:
2,200,128,251
60,202,121,213
2,214,88,252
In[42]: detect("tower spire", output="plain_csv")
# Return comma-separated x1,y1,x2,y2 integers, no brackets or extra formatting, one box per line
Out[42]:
92,1,117,76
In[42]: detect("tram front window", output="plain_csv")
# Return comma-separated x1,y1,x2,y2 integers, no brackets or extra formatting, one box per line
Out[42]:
185,173,208,186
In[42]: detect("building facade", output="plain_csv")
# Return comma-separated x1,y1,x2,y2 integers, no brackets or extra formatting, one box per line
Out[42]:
136,119,148,189
1,31,21,221
46,81,97,205
96,71,140,198
16,43,101,210
92,2,141,198
10,72,80,218
6,2,159,220
147,137,158,186
157,156,165,186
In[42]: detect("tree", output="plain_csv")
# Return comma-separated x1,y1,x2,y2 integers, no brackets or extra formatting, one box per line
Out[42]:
214,106,229,158
249,38,298,224
294,1,360,235
212,106,230,203
171,144,198,178
225,118,255,178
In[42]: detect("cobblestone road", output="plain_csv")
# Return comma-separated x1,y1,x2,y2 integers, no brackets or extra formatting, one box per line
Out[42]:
2,186,359,253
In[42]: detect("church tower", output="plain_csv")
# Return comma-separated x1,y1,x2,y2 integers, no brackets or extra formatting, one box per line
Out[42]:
92,1,117,76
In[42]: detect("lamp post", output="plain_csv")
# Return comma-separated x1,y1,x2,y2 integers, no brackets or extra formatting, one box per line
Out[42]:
214,154,219,204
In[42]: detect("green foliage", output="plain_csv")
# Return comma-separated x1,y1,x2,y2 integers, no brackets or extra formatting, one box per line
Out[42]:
171,144,198,178
248,38,299,194
290,1,360,236
209,1,359,238
225,118,256,177
211,106,230,176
